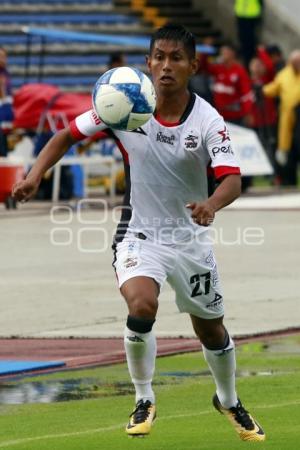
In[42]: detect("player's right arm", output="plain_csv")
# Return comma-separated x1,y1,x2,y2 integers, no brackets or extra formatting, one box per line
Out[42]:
12,109,106,202
12,128,77,202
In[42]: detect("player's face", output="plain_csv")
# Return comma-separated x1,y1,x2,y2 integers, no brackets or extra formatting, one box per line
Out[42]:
147,40,197,95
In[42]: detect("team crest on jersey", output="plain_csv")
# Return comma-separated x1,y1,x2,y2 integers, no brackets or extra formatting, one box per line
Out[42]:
181,130,201,151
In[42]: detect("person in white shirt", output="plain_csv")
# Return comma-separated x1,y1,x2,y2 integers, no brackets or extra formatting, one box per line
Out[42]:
12,24,265,442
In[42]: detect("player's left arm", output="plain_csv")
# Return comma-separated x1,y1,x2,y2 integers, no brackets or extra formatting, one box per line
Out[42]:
207,172,241,211
12,109,107,202
187,174,241,226
187,116,241,226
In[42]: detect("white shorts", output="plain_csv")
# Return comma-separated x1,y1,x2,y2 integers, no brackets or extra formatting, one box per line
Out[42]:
113,233,224,319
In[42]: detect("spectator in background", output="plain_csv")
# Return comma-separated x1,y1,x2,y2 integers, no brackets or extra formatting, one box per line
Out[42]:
234,0,263,67
263,50,300,185
256,44,285,80
190,36,216,103
265,44,285,74
0,47,14,157
199,43,254,192
199,43,253,126
256,45,276,81
7,128,34,172
108,52,126,70
249,57,277,157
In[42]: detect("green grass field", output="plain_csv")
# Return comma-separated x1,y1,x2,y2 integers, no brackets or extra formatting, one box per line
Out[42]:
0,335,300,450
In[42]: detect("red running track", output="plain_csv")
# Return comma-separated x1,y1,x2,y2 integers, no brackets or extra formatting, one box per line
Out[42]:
1,328,299,380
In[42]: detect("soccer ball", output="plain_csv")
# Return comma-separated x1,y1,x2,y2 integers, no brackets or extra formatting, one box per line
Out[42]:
92,66,156,131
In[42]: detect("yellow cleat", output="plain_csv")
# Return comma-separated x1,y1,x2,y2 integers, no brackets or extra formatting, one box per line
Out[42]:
126,400,156,437
213,394,266,442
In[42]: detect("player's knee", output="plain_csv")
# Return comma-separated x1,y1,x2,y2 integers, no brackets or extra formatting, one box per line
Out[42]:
196,324,227,349
201,333,224,349
126,293,158,319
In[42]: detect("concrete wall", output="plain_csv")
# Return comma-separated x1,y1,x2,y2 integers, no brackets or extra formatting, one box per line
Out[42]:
262,0,300,56
193,0,300,56
192,0,237,42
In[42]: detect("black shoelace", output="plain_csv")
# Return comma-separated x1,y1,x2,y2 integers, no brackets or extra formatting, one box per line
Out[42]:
231,401,255,430
130,400,151,424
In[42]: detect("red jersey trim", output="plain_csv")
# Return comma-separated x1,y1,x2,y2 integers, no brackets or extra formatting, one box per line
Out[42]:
89,130,109,141
155,114,180,127
69,119,87,141
214,166,241,180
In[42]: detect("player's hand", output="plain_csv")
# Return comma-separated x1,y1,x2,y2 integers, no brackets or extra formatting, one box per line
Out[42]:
275,149,288,166
12,178,40,203
186,201,216,226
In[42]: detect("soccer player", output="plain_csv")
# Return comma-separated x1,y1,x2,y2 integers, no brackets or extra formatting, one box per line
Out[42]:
12,24,265,442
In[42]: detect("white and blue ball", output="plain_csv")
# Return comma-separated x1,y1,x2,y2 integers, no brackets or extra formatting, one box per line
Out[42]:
92,66,156,131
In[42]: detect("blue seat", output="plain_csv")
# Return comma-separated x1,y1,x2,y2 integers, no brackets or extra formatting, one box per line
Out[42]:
8,54,146,66
1,1,148,92
13,75,100,88
0,14,138,24
0,35,29,44
3,0,111,3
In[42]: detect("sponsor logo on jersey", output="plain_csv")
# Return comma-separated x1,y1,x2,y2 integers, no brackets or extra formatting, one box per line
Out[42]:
91,110,101,125
206,293,223,309
123,241,140,269
211,267,220,287
131,127,147,135
156,131,175,145
124,257,138,269
205,250,215,268
218,125,230,143
212,145,234,157
127,241,138,254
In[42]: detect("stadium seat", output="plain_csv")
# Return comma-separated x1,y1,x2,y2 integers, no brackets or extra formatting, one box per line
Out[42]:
0,14,139,25
1,0,220,92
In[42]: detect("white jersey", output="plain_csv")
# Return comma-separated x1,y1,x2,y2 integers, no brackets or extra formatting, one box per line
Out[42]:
70,93,240,244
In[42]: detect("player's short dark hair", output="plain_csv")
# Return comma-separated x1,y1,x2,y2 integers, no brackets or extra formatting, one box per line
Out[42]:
149,23,196,59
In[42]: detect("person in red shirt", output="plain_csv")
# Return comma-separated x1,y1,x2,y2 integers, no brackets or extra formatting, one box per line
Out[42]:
258,44,285,76
256,45,276,80
200,43,254,125
248,56,277,157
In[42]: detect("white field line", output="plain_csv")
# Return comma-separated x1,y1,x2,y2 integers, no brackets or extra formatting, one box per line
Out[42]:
0,400,300,448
